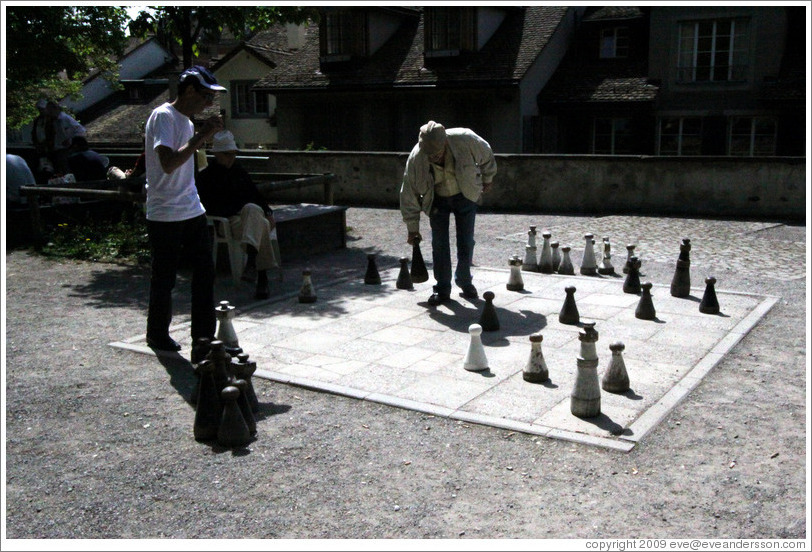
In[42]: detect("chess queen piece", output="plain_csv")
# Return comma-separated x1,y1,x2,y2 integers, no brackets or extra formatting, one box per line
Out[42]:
215,300,242,356
217,385,252,448
623,256,642,294
699,276,720,314
623,244,636,274
478,291,500,332
507,255,525,291
571,321,601,418
538,230,554,274
299,269,317,303
396,257,414,290
463,324,489,372
559,285,580,325
364,253,382,285
601,342,630,393
557,245,575,275
580,233,598,276
635,282,657,320
522,226,538,272
523,333,549,383
670,238,692,298
598,237,615,275
410,235,429,284
550,241,561,272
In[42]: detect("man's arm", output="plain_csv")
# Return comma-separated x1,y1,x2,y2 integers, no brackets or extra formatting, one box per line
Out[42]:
156,116,223,175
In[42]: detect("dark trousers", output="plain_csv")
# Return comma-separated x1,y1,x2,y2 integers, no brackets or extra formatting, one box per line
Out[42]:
146,214,216,341
429,193,478,295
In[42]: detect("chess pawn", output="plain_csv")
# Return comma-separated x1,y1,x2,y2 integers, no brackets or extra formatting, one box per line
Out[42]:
396,257,414,290
234,353,259,412
463,324,489,372
364,253,381,285
208,340,234,392
215,300,241,356
217,386,252,448
699,276,720,314
233,378,257,437
571,321,601,418
410,235,429,284
538,231,554,274
670,239,692,298
557,245,575,275
623,244,636,274
507,255,525,291
601,342,630,393
478,291,500,332
559,285,580,325
580,233,598,276
550,241,561,272
598,237,615,275
523,333,549,383
298,269,317,303
635,282,657,320
623,256,642,294
193,359,222,442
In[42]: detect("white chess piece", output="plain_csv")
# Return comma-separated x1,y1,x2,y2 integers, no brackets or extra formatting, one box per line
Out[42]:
463,324,489,372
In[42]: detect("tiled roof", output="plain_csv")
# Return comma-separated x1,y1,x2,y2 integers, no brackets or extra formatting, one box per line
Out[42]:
537,60,658,103
254,6,569,91
582,6,645,21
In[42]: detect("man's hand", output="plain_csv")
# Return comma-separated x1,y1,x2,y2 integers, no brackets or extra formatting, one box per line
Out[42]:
200,115,224,140
407,231,421,245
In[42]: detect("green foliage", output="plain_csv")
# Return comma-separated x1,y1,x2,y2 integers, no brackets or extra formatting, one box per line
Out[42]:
5,6,129,129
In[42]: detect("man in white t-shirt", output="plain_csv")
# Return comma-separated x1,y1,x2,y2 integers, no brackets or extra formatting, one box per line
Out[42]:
144,65,225,354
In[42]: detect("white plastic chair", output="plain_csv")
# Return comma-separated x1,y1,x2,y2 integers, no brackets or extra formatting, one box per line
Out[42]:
207,215,282,284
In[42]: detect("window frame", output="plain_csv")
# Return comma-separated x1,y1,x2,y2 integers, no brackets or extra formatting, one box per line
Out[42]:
676,18,749,83
728,116,777,156
599,26,629,59
657,117,703,156
231,80,269,119
592,117,634,154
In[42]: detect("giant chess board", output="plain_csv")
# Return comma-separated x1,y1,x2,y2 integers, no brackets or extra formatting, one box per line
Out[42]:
113,266,777,451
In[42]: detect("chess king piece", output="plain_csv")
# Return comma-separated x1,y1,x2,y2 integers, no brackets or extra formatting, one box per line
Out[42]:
670,238,692,298
598,237,615,275
215,300,241,356
523,333,549,383
364,253,382,285
550,241,561,272
580,233,598,276
623,256,642,294
538,230,554,274
234,353,260,412
623,244,636,274
478,291,500,332
396,257,414,290
557,245,575,275
193,359,222,442
559,285,580,325
635,282,657,320
507,255,525,291
217,385,252,448
410,235,429,284
463,324,489,372
699,276,720,314
299,269,317,303
571,321,601,418
522,226,539,272
601,342,630,393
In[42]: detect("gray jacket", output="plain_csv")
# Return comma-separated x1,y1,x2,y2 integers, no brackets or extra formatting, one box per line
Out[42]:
399,128,497,233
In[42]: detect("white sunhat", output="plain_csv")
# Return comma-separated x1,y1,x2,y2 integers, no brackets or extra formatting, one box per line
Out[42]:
211,130,238,152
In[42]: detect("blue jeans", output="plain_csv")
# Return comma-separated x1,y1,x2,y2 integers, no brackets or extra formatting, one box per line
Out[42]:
429,193,478,296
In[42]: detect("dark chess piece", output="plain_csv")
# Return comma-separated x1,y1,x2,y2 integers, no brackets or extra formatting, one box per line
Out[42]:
559,285,580,325
523,333,549,383
635,282,657,320
623,256,642,294
699,276,720,314
478,291,500,332
234,353,260,412
670,238,692,298
557,245,575,275
410,236,429,284
233,379,257,437
364,254,381,285
623,244,636,274
217,386,252,448
299,269,317,303
190,337,212,405
598,237,615,275
539,231,554,274
193,359,222,442
396,257,414,290
602,342,630,393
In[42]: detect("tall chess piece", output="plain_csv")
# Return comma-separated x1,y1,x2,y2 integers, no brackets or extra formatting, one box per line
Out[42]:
598,237,615,275
557,245,575,275
538,230,554,274
193,359,222,442
699,276,720,314
623,256,642,294
623,244,636,274
215,300,242,356
601,342,630,393
559,285,580,325
396,257,414,290
635,282,657,320
571,321,601,418
670,238,692,297
522,226,539,272
232,379,257,437
410,235,429,283
550,241,561,272
234,353,260,412
364,253,382,285
299,269,317,303
478,291,500,332
463,324,489,372
507,255,525,291
580,233,598,276
523,333,549,383
217,385,252,448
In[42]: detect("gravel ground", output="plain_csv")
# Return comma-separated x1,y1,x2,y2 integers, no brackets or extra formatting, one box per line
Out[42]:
3,206,808,547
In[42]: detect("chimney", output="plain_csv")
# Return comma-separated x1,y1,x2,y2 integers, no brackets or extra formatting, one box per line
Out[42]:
286,23,306,50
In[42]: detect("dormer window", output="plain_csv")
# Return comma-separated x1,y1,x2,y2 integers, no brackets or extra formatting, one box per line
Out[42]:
320,9,367,62
599,26,629,59
424,7,475,58
677,18,749,82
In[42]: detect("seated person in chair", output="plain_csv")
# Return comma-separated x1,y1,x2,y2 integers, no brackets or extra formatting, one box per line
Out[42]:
195,130,277,299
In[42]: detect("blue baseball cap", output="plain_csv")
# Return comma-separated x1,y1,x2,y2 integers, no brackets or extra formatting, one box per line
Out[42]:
179,65,227,92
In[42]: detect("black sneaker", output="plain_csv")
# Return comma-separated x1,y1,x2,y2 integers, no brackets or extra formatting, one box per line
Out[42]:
459,284,478,299
427,292,450,306
146,335,182,352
